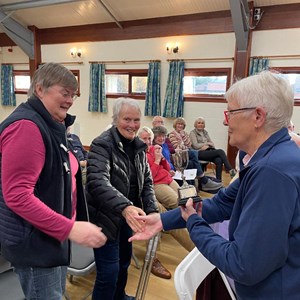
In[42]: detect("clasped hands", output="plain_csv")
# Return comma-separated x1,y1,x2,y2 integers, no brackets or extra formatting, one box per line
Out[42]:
128,199,202,242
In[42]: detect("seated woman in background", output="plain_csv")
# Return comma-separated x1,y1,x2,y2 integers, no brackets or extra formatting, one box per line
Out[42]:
168,117,222,193
138,127,194,248
190,117,236,181
288,120,300,147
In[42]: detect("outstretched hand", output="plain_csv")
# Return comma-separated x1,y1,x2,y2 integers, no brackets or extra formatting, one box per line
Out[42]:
128,213,163,242
122,205,146,233
180,198,202,221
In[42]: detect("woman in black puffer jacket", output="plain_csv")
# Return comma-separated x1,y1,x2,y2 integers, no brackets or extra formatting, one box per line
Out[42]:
86,97,158,300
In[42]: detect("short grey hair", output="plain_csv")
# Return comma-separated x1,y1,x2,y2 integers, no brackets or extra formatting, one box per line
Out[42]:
28,62,78,97
112,97,141,125
194,117,205,128
152,125,168,137
225,71,294,134
138,126,154,142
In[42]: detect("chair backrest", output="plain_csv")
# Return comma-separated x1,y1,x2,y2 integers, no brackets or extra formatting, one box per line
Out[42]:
0,253,25,300
68,242,95,276
174,248,236,300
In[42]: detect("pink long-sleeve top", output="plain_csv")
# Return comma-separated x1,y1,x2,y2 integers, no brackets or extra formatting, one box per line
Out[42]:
0,120,78,241
146,145,173,185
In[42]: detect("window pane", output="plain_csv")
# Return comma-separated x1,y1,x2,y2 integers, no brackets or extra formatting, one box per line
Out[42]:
106,74,128,93
132,76,147,93
277,73,300,99
15,75,30,90
184,75,227,95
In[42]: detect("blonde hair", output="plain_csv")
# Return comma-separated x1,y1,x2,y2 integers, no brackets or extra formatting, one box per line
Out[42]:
173,117,186,129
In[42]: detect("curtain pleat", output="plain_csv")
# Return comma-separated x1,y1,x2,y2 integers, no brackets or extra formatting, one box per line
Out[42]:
249,58,269,76
163,60,185,118
88,63,107,112
144,61,161,116
1,64,16,106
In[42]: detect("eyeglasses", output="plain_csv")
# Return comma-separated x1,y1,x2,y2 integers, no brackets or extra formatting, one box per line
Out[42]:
51,87,78,101
224,107,256,123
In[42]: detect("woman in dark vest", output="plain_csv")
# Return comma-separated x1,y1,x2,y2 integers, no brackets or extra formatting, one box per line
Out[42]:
0,63,107,300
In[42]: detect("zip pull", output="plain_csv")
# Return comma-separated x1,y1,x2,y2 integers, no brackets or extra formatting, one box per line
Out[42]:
60,143,68,152
63,162,70,174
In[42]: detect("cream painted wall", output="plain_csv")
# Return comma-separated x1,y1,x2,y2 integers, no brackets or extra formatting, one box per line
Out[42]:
251,28,300,133
1,29,300,149
39,33,235,147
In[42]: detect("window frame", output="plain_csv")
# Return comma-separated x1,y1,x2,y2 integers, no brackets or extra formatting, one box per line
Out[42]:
13,69,81,96
269,66,300,106
105,69,148,99
183,68,231,103
13,70,30,94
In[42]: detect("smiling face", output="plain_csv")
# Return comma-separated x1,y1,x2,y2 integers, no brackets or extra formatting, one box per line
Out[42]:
116,104,141,140
139,130,152,148
154,134,166,146
195,119,205,130
175,122,185,132
36,84,75,122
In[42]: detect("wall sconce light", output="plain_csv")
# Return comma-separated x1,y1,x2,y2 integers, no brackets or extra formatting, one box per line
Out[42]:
166,43,179,54
70,48,82,58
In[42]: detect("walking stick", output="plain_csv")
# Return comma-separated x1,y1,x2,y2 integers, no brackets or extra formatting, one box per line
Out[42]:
135,233,160,300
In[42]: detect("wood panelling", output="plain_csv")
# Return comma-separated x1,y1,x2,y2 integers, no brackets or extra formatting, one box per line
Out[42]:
0,33,14,46
254,3,300,31
1,3,300,47
39,10,233,45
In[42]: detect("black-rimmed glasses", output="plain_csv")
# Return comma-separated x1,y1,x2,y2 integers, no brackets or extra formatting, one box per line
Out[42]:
224,107,256,123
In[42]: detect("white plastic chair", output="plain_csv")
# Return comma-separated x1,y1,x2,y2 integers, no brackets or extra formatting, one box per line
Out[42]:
174,247,236,300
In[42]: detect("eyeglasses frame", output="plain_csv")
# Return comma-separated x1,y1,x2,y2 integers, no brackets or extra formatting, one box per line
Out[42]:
224,107,256,123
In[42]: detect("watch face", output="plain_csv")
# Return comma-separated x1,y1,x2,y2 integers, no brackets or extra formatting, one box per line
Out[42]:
178,186,197,199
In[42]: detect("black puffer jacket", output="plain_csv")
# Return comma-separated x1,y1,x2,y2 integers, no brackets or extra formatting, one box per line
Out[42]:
86,126,158,241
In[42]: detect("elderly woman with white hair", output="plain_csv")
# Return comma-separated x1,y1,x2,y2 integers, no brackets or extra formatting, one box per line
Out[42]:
129,71,300,299
86,98,159,299
190,116,236,181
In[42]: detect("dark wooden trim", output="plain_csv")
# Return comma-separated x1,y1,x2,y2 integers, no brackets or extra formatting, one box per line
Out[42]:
106,94,146,100
1,3,300,47
37,10,233,45
254,3,300,31
0,33,15,46
184,96,226,103
28,26,41,76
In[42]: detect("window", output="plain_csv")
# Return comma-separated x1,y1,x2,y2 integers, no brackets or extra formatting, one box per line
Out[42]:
105,69,148,99
14,70,30,94
13,69,80,96
183,68,231,102
270,67,300,105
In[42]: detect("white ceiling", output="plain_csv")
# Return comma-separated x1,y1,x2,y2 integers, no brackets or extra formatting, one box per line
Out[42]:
0,0,299,30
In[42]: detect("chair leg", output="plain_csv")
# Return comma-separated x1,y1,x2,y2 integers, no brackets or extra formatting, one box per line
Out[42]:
64,290,71,300
132,252,140,269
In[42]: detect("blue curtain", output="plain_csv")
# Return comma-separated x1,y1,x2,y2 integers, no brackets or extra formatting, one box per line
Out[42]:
144,61,161,116
88,63,107,112
1,64,16,106
249,57,269,75
163,60,185,118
